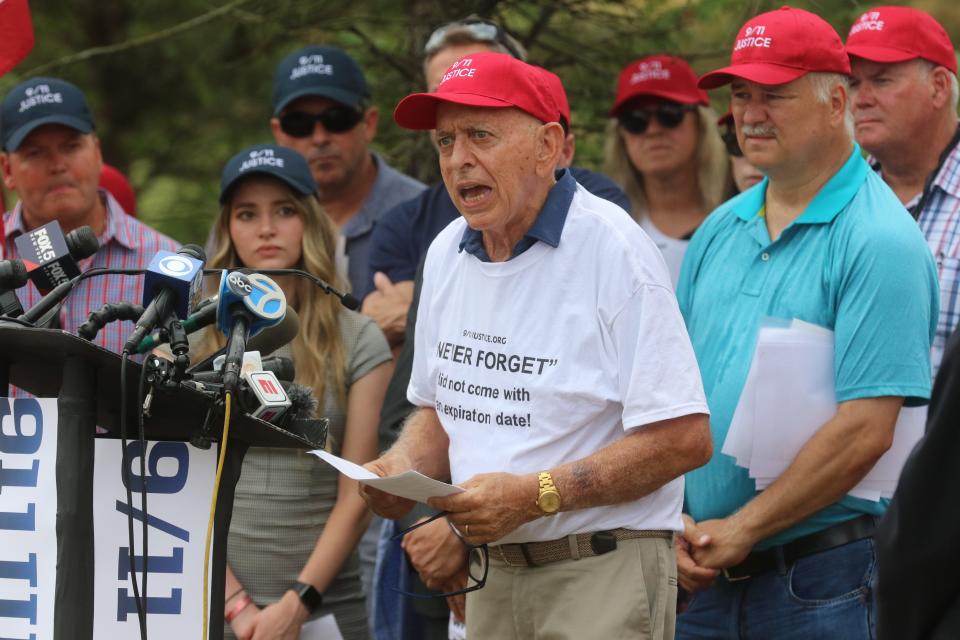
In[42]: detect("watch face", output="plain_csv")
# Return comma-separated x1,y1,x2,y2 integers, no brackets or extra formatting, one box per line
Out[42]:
539,491,561,513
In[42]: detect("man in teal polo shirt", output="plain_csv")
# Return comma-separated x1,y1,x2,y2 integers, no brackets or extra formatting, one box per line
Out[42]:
675,7,939,639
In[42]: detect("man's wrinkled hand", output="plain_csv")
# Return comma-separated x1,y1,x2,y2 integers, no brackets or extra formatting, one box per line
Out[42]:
402,517,468,590
690,517,754,570
677,514,719,593
428,472,539,545
358,456,416,520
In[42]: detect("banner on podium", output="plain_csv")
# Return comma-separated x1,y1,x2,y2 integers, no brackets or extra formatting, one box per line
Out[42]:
0,397,58,640
0,397,217,639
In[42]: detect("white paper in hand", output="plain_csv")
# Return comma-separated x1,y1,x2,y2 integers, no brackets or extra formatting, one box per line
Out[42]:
301,613,344,640
310,449,464,503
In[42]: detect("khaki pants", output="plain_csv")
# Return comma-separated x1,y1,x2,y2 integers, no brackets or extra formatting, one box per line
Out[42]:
466,536,677,640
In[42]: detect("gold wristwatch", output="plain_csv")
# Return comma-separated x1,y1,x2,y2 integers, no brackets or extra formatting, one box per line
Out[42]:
536,471,561,516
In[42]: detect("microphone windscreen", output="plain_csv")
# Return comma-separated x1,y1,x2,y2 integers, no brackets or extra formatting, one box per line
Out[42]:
179,244,206,262
340,292,360,311
246,306,300,354
284,381,318,420
65,226,100,260
0,259,29,290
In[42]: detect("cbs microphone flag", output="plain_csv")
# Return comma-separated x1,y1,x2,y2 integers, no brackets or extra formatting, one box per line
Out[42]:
0,0,34,77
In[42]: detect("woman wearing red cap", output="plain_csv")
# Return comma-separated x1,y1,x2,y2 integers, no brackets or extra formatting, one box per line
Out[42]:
606,55,733,285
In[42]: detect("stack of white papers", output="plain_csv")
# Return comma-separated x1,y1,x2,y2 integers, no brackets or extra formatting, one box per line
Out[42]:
723,319,926,501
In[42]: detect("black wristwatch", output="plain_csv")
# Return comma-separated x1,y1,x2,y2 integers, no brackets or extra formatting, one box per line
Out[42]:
291,581,322,615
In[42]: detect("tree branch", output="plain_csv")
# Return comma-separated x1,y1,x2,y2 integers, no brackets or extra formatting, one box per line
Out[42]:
24,0,260,76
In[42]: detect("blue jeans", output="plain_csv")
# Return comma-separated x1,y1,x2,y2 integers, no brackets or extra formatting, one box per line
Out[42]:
676,539,877,639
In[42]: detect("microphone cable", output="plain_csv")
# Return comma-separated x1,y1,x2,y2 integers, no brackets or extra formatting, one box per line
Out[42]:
13,268,146,327
201,391,233,640
203,267,359,310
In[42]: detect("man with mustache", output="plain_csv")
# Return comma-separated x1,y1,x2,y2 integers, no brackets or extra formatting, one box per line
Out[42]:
361,51,712,639
675,7,939,638
0,76,177,355
270,45,425,299
846,6,960,376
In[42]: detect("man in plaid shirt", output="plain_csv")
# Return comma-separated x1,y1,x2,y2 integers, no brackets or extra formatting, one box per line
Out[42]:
848,6,960,373
1,76,177,358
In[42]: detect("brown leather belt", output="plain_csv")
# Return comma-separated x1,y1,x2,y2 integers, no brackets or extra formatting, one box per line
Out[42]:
722,514,879,582
491,528,673,568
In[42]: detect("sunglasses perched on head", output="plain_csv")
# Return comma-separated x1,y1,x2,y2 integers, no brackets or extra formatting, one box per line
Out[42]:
279,106,364,137
424,18,524,59
721,129,743,157
618,103,697,135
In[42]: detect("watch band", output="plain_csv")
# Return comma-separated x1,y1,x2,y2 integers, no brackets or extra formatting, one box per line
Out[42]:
537,470,561,515
291,581,322,615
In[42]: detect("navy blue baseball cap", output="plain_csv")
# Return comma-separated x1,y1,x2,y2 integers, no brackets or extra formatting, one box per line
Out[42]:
1,77,95,151
272,45,370,115
220,144,318,203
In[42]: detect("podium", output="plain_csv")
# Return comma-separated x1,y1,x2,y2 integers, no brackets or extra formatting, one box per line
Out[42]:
0,324,325,640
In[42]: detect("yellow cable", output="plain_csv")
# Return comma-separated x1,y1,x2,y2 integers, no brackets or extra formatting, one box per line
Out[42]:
202,392,232,640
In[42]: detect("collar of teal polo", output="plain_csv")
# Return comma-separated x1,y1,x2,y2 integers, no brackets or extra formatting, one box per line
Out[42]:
732,144,868,225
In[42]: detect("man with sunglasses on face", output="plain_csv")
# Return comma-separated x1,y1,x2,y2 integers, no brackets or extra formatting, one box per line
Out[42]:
605,55,733,287
271,45,425,299
675,8,938,638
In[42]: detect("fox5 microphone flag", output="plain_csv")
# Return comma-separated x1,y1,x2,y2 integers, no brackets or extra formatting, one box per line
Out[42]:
0,0,34,77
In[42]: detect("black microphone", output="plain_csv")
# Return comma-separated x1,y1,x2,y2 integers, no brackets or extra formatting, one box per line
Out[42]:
0,259,29,290
0,261,29,317
122,245,205,354
134,295,218,353
14,222,99,294
187,305,300,372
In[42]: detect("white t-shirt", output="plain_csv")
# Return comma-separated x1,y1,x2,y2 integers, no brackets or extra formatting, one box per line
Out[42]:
408,185,709,544
639,216,688,288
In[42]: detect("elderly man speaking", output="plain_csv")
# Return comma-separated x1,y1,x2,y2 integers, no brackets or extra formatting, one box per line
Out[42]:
359,52,711,639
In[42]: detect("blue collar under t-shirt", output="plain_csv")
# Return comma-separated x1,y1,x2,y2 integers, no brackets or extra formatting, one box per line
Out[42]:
458,169,576,261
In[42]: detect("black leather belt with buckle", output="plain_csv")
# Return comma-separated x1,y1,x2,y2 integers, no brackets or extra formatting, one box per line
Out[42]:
722,514,878,582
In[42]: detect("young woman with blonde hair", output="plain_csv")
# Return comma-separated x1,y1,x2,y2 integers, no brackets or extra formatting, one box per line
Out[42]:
201,144,392,640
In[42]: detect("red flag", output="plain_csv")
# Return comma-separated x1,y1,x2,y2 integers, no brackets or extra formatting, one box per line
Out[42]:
0,0,34,77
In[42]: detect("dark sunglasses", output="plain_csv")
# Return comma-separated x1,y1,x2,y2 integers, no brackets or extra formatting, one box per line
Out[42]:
721,129,743,157
391,511,489,599
279,106,364,137
618,103,697,135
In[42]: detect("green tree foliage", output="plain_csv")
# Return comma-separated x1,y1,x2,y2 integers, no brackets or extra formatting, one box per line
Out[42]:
2,0,955,243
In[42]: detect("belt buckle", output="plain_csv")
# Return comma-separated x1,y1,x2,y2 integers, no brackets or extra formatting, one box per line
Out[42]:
722,568,751,582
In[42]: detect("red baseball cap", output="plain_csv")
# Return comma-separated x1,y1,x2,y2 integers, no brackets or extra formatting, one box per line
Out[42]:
699,7,851,90
99,163,137,217
845,6,957,75
537,67,571,126
393,52,558,130
610,55,709,116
